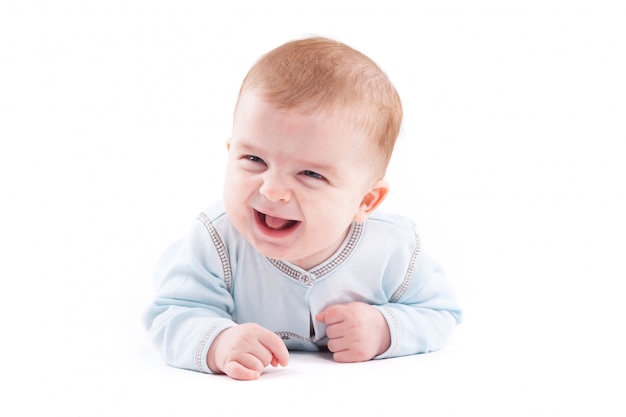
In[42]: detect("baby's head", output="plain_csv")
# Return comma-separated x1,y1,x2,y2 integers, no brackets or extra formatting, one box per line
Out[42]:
225,37,403,268
234,36,402,177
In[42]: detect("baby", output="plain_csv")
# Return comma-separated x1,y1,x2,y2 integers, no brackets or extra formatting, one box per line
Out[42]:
144,36,462,380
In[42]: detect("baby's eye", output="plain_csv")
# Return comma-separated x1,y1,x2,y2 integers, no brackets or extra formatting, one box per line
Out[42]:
302,170,325,180
245,155,266,165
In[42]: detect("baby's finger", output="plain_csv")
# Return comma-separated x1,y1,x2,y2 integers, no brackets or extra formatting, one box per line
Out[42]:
326,336,347,353
270,355,280,367
316,304,347,325
222,360,261,381
259,331,289,367
314,310,326,323
329,349,360,364
325,320,347,339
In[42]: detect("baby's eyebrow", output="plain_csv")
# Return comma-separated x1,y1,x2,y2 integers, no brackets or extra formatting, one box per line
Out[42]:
234,140,338,174
300,161,334,174
234,141,262,154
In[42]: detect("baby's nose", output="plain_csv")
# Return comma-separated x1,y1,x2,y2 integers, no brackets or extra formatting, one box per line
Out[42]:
259,174,291,202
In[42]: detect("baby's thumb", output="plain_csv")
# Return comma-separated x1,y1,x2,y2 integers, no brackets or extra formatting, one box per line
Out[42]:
315,310,326,323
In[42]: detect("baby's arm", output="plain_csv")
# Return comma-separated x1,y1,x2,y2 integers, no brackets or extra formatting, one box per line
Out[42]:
145,216,290,379
316,251,461,362
374,251,462,358
207,323,289,380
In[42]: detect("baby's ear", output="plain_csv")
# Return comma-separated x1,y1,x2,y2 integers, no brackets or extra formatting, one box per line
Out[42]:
226,138,232,150
354,180,390,223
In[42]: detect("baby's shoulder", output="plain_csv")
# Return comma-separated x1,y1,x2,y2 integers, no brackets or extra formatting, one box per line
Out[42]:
197,201,228,223
362,210,419,253
366,210,416,237
190,201,236,243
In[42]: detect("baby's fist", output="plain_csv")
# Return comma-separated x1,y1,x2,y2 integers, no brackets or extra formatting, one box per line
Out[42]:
316,302,391,363
207,323,289,380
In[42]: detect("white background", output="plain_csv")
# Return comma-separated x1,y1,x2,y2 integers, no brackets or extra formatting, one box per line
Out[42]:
1,1,625,416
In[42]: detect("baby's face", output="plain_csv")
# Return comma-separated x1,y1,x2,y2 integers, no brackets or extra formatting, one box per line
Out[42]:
223,91,386,270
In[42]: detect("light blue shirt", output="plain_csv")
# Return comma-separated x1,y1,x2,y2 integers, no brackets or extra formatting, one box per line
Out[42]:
144,202,462,373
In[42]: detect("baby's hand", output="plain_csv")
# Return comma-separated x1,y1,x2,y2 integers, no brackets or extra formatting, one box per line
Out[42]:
315,302,391,363
207,323,289,380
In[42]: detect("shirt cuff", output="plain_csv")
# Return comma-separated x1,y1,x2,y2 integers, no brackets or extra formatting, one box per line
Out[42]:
195,320,238,373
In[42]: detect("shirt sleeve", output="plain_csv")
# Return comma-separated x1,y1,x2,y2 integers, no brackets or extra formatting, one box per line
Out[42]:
143,217,237,373
374,249,462,359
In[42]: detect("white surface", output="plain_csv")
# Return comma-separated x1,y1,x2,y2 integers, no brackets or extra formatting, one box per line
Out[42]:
1,1,625,416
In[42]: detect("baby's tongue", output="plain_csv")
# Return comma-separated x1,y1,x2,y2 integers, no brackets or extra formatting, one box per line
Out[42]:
265,214,292,230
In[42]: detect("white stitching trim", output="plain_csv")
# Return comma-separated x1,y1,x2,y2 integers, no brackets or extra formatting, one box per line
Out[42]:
195,323,226,372
197,212,233,292
390,222,420,303
267,222,363,281
380,305,401,355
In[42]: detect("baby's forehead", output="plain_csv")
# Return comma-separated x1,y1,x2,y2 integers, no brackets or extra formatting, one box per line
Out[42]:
236,90,385,162
238,89,363,127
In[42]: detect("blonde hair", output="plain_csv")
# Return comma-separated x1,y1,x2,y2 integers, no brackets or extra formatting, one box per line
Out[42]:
235,36,402,175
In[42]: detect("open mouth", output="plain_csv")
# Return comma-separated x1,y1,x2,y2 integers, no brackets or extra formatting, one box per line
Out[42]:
256,211,299,231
